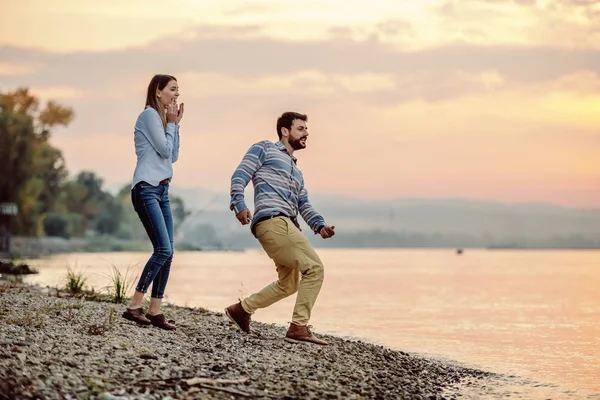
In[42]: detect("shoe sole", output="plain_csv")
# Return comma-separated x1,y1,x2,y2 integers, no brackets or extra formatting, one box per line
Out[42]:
224,308,250,333
121,312,151,325
145,315,177,330
152,324,176,331
284,337,304,344
284,337,328,345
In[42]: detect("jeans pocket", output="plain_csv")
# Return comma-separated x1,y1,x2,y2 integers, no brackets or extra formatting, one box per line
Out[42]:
137,181,153,190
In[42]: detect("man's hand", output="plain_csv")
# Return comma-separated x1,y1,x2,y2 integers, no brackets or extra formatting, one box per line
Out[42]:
236,209,253,225
319,225,335,239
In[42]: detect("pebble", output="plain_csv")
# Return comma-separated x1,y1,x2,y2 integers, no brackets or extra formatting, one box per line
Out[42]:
0,280,497,399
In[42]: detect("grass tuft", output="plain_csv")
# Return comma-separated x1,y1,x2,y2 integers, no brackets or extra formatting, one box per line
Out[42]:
103,263,138,304
64,264,87,295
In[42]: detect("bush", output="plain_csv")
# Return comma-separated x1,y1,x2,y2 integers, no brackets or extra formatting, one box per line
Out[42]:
43,213,70,238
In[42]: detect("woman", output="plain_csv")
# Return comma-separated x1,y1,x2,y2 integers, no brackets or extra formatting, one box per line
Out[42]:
122,74,184,330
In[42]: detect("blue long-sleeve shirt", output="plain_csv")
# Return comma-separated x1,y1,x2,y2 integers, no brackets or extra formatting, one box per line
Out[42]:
230,140,325,234
131,106,180,188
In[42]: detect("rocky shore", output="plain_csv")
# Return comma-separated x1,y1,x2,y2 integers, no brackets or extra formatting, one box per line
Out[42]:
0,279,498,400
0,260,38,275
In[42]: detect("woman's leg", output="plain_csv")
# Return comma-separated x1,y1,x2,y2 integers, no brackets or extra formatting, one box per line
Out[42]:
148,191,174,315
129,183,173,309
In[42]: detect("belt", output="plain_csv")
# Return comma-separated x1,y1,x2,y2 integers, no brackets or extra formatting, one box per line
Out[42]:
159,178,170,185
252,213,299,235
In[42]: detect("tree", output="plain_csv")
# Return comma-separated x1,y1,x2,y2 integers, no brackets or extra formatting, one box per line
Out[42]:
43,213,70,238
0,88,73,235
74,171,109,233
58,171,122,236
94,200,123,235
171,195,190,233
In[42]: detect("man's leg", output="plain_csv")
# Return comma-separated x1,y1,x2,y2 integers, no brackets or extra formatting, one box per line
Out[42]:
248,217,324,323
281,235,328,345
242,263,300,313
271,222,324,326
225,217,299,332
254,217,328,345
287,239,324,326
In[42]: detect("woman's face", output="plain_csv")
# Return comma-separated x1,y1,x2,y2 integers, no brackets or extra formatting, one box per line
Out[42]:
157,80,179,107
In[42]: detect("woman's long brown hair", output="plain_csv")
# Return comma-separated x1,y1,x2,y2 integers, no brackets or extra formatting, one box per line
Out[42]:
145,74,177,127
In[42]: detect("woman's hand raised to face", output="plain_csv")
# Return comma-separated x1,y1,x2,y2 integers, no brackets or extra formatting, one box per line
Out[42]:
166,101,178,124
176,102,184,125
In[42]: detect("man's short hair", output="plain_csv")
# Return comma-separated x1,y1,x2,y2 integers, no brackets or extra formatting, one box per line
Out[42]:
276,112,307,140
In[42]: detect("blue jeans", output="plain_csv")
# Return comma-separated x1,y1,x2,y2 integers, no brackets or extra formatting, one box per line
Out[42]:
131,181,174,299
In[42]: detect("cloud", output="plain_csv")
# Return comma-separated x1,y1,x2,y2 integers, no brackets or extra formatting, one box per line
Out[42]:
327,26,355,38
223,3,280,16
155,24,265,42
2,30,599,142
435,0,600,49
327,19,414,43
1,25,599,207
0,62,39,76
1,31,599,93
375,19,415,40
470,0,537,4
555,0,600,6
29,86,85,100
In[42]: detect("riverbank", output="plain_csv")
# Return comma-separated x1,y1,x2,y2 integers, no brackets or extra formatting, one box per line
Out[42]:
7,236,151,257
5,237,242,258
0,278,502,400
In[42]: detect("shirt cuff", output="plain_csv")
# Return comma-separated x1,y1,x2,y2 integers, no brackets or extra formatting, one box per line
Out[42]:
231,200,247,214
166,123,177,135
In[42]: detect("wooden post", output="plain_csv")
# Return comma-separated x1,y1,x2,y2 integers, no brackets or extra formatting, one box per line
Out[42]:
0,203,18,254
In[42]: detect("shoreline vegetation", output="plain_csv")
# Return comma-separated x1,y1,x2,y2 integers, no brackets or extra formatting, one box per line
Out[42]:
5,236,600,260
5,236,243,258
0,264,507,400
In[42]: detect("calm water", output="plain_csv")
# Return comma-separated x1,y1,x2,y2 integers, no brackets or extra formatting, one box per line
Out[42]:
21,249,600,399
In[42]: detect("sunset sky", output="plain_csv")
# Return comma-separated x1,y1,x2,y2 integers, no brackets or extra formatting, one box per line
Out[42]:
1,0,599,208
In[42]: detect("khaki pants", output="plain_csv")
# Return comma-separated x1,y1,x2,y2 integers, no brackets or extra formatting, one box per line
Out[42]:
241,217,324,325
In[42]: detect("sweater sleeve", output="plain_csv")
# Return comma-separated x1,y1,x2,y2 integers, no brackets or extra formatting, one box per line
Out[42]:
229,142,267,213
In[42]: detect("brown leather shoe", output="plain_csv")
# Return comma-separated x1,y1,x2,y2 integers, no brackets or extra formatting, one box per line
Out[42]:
285,324,328,345
122,307,151,325
145,313,176,330
225,302,252,333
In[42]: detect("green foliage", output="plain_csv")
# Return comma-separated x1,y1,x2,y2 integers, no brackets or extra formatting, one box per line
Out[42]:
104,263,138,304
0,88,72,236
1,88,190,242
94,199,123,235
64,264,87,294
43,212,70,238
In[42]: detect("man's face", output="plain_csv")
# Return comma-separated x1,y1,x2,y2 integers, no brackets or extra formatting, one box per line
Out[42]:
287,119,308,150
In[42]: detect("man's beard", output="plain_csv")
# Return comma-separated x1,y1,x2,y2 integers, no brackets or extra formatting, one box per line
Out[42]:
289,136,307,150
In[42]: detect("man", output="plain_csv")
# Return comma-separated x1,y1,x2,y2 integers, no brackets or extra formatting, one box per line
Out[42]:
225,111,336,345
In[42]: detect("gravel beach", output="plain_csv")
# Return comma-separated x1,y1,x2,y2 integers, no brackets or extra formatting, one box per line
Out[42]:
0,278,498,400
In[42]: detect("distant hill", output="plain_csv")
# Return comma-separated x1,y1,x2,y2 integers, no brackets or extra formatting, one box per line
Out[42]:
168,187,600,250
